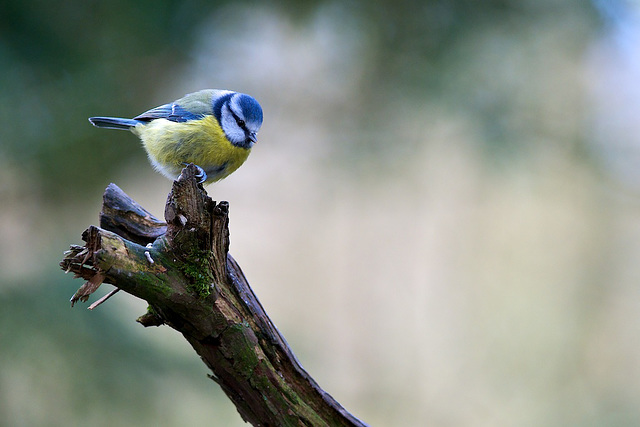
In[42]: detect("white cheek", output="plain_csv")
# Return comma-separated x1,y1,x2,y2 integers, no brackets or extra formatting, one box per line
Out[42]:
220,107,245,144
224,124,245,144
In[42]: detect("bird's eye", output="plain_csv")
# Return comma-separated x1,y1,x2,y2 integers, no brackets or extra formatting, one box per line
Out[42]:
236,119,245,128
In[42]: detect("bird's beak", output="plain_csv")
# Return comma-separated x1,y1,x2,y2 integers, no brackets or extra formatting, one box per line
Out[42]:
248,132,257,143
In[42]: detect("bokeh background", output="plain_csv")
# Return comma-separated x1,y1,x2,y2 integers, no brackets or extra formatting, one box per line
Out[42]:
2,0,640,425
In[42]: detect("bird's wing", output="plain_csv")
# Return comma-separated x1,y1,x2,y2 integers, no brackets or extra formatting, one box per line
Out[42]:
133,89,229,123
133,102,203,123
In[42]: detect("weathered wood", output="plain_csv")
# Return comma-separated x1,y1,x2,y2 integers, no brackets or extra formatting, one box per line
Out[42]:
99,183,167,245
60,164,367,427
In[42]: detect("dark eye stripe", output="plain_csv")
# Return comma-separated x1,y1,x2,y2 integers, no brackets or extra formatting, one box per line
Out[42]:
212,93,234,123
229,109,248,131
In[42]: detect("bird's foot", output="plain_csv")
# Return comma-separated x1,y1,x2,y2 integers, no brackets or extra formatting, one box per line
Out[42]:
182,163,208,184
194,165,207,184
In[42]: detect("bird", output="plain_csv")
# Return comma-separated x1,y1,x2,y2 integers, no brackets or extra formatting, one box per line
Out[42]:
89,89,263,184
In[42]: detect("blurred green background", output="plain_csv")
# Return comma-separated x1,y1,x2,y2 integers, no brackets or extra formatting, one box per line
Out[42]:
2,0,640,425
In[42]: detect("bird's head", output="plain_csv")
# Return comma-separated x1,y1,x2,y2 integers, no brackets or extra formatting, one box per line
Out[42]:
216,92,263,149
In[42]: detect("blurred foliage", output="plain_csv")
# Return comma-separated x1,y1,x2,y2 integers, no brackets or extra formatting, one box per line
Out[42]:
0,0,598,201
7,0,640,426
1,0,227,201
0,278,238,426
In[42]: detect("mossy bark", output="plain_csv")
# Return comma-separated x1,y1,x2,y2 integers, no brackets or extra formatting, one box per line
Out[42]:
60,165,367,427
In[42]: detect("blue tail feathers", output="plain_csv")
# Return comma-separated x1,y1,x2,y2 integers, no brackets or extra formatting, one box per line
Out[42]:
89,117,141,130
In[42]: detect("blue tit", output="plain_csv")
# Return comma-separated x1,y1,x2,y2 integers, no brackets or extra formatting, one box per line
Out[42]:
89,89,263,183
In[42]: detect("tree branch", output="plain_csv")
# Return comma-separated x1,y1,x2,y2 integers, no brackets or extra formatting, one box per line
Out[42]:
60,165,367,426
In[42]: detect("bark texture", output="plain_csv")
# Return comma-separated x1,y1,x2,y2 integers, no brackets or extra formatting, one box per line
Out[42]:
60,165,367,427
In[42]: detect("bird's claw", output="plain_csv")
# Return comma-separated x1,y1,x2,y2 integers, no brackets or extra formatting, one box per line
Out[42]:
182,163,207,184
194,165,207,184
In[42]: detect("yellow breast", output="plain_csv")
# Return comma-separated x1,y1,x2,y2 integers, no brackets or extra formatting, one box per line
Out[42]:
133,116,251,183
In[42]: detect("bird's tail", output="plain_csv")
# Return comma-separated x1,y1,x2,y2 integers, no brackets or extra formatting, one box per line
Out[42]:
88,116,141,130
